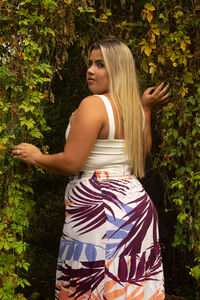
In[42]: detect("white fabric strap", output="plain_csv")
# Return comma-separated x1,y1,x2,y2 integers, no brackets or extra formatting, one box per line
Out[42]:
97,95,115,140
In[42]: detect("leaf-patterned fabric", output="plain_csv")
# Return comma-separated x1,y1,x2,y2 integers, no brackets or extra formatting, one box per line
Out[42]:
55,171,165,299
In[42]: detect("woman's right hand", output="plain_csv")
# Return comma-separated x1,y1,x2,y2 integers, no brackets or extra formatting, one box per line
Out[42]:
142,82,170,112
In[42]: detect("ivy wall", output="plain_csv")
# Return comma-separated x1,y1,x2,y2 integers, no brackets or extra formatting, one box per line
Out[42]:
0,0,199,299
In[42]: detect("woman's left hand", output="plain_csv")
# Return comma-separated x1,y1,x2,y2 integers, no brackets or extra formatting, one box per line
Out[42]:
12,143,42,165
142,82,170,112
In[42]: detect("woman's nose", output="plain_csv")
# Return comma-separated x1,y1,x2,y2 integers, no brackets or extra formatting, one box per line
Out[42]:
87,64,95,74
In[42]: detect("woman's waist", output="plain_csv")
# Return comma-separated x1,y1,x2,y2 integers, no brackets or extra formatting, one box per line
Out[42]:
83,152,128,170
69,167,133,182
82,161,130,173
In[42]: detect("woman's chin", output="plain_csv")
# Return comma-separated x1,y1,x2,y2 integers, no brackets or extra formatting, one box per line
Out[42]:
88,87,108,95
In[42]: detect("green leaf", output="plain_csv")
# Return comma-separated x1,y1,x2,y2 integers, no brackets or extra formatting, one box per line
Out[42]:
30,128,43,138
78,6,96,13
190,265,200,280
172,129,178,139
177,136,187,146
183,71,194,84
177,212,188,224
20,117,36,129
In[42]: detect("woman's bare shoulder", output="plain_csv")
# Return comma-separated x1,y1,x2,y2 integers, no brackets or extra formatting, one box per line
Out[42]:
79,95,104,106
76,95,106,118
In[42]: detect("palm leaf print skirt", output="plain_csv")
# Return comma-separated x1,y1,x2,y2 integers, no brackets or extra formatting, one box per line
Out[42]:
55,171,165,299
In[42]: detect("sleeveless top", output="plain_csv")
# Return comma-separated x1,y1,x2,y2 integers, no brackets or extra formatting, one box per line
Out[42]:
65,95,130,175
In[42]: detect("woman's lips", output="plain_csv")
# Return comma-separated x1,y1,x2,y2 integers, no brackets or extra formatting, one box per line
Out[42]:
87,78,96,83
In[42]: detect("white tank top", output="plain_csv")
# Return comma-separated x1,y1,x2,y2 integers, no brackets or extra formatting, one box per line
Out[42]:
65,95,130,175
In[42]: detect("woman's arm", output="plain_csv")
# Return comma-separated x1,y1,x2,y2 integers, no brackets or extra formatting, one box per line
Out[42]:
12,96,106,175
142,82,170,154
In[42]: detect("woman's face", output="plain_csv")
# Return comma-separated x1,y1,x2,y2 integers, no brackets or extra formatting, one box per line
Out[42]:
86,49,109,95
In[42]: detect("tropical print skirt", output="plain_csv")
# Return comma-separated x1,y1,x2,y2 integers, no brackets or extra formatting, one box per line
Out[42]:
55,171,165,299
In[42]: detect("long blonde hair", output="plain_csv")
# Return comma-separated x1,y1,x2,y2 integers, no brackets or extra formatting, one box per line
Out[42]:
90,39,146,177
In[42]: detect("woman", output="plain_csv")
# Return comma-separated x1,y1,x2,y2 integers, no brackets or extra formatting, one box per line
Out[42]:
13,39,169,299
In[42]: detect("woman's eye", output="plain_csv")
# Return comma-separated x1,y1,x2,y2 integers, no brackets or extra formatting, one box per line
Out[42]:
97,63,104,68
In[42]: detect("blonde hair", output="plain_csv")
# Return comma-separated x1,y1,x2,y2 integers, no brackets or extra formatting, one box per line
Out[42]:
90,39,146,177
